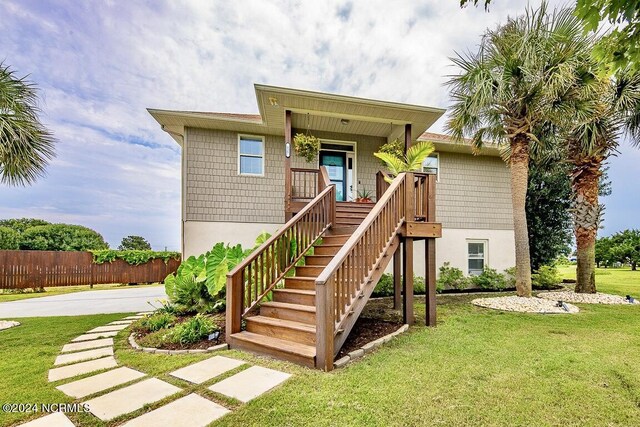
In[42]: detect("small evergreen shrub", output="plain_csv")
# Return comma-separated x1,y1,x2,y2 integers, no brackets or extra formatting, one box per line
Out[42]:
532,265,561,289
132,313,176,333
504,267,516,288
166,314,218,345
0,226,19,250
436,263,469,290
470,267,507,291
372,273,429,296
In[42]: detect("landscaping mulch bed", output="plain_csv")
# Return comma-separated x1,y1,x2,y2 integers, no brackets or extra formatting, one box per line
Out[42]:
133,314,226,350
337,317,403,358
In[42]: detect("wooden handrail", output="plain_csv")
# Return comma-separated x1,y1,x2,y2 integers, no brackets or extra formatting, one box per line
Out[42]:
226,183,336,341
315,172,412,370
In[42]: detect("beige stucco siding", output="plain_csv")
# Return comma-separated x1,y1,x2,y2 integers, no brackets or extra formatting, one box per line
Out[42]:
436,152,513,230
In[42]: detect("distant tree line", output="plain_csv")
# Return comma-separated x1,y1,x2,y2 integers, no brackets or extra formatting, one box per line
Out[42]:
0,218,153,252
595,230,640,270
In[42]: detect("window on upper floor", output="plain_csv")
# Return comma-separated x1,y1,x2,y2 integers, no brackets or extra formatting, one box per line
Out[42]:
422,153,439,181
468,240,487,276
238,135,265,176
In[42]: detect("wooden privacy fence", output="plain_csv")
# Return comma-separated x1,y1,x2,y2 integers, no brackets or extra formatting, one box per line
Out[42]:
0,250,181,289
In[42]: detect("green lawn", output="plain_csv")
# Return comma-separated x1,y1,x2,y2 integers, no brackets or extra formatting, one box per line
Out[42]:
1,268,639,426
0,283,162,303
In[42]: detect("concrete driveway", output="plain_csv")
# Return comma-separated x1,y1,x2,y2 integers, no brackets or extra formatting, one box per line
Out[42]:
0,286,168,318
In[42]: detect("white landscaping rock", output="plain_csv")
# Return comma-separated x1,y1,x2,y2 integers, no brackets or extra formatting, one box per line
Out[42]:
0,320,20,331
120,393,229,427
472,296,579,314
538,290,640,305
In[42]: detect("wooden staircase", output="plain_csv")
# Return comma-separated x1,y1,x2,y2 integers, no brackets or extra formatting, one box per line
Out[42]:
230,223,364,368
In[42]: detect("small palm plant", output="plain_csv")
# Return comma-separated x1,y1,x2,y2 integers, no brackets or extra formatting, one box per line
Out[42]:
373,141,435,182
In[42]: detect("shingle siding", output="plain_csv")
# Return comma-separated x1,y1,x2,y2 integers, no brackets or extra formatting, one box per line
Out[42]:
184,127,513,230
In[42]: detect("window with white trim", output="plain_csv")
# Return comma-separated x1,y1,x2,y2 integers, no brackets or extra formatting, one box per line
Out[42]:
238,135,264,176
422,153,439,181
467,240,487,276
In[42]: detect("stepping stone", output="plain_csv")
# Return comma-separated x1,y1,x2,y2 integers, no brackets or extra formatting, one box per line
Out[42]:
120,393,229,427
109,320,134,325
18,412,75,426
56,367,146,399
136,312,152,316
84,378,181,421
88,324,129,333
122,316,144,320
55,347,114,366
170,356,245,384
72,331,119,342
208,366,291,403
61,338,113,353
48,356,118,382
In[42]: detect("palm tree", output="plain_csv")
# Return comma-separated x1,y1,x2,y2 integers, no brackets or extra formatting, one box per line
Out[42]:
559,70,640,293
373,141,435,182
0,63,56,186
445,4,589,297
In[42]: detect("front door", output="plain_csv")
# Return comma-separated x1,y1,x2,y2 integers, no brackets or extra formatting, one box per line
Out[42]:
319,151,347,201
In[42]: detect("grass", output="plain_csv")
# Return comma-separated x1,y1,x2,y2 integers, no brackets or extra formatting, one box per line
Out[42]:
1,268,639,426
0,283,162,303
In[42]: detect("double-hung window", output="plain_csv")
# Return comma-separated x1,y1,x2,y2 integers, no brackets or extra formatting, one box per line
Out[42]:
467,240,487,276
238,135,264,176
422,153,439,181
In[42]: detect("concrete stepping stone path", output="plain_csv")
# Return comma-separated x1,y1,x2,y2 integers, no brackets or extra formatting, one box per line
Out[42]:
170,356,245,384
208,366,291,403
48,356,118,382
61,338,113,353
108,320,134,325
57,367,146,399
83,378,181,421
87,324,130,333
121,393,229,427
18,412,75,427
71,330,119,342
54,347,114,366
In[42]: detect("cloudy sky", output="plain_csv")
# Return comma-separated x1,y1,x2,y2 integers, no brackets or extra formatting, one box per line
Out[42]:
1,0,637,250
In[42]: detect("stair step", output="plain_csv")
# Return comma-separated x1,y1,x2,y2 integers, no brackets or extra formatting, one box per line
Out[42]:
321,234,350,244
336,202,375,210
294,265,324,278
305,255,334,266
327,226,358,235
230,331,315,368
245,315,316,346
272,288,315,306
335,217,365,225
260,301,316,325
285,276,316,290
313,244,343,256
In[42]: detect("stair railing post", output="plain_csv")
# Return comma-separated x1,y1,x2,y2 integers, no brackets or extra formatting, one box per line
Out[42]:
226,273,243,343
315,276,335,371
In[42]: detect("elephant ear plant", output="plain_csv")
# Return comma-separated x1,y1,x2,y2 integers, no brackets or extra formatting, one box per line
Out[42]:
164,242,246,313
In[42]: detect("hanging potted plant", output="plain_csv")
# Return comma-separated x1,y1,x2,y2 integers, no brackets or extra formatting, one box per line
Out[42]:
293,113,320,163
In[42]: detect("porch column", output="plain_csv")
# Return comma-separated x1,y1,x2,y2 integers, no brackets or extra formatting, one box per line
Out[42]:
393,248,401,310
425,173,437,326
284,110,292,220
404,123,412,153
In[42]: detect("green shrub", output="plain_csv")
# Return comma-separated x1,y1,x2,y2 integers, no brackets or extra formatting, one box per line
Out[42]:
0,226,19,250
92,250,180,265
470,267,507,291
372,273,429,297
504,267,516,288
0,218,50,233
19,224,108,251
436,262,469,291
532,265,561,289
118,235,152,250
166,314,218,345
132,313,176,333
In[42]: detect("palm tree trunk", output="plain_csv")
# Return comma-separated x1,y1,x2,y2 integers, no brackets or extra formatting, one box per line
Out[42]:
509,136,532,297
572,163,600,294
